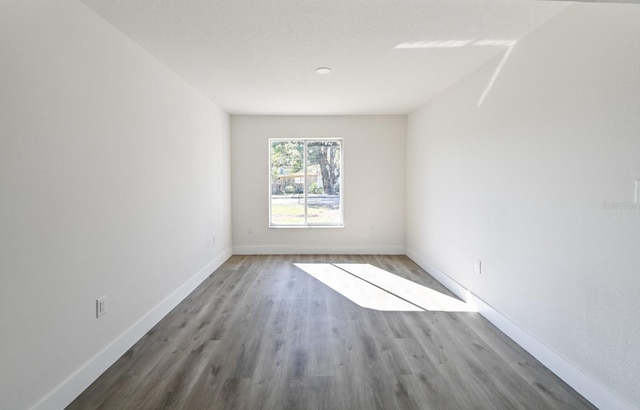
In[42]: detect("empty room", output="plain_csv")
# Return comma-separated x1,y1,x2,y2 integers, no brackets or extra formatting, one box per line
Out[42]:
1,0,639,409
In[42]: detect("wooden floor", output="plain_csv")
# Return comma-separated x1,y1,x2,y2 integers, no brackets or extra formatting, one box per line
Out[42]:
68,255,594,409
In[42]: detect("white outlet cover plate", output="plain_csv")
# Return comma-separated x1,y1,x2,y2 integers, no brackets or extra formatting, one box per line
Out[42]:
96,297,107,318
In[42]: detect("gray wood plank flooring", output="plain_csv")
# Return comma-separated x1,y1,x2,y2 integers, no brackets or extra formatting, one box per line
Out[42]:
67,255,595,409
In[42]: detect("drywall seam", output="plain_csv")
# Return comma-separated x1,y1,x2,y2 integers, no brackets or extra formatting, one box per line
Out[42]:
30,248,233,410
406,248,635,410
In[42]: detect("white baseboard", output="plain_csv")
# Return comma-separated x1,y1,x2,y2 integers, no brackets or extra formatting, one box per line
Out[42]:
233,244,406,255
406,248,634,410
31,248,233,410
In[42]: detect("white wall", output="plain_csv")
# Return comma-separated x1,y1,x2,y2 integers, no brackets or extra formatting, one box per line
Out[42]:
407,3,640,408
231,115,406,254
0,1,232,408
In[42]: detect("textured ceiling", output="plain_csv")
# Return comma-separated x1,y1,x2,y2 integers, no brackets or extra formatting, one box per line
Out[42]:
80,0,571,115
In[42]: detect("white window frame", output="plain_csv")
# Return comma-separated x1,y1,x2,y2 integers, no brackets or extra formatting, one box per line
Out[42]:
269,138,344,228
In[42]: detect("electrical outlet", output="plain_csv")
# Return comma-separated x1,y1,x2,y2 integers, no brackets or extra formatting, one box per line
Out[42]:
96,296,107,318
369,225,376,232
248,225,254,234
474,259,482,275
635,180,639,205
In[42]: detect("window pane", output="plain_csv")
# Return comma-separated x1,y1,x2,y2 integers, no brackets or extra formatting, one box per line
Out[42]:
307,141,341,225
270,140,305,225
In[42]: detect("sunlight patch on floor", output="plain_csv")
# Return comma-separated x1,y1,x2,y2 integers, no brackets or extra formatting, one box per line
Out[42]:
295,263,476,313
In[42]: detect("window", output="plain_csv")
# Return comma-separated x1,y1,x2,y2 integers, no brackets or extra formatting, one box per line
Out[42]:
269,139,343,227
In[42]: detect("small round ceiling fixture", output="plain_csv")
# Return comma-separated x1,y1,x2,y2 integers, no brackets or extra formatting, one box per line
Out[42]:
315,67,332,74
